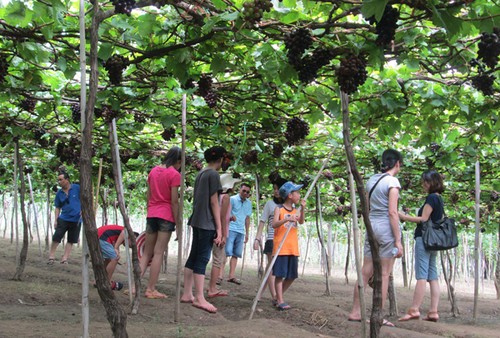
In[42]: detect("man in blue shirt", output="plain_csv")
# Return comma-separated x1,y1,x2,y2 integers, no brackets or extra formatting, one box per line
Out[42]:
225,183,252,284
47,172,81,265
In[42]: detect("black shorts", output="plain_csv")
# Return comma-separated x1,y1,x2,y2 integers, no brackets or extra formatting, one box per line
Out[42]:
52,219,81,244
263,239,274,255
146,218,175,233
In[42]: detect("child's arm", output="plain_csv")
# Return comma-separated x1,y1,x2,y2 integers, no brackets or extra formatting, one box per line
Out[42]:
272,206,289,228
297,199,306,224
220,194,230,245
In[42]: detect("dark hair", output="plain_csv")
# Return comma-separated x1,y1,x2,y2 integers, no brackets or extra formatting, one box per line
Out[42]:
273,177,287,190
381,149,403,173
241,183,252,189
421,170,445,194
204,146,226,163
163,146,182,167
58,171,70,180
133,231,140,238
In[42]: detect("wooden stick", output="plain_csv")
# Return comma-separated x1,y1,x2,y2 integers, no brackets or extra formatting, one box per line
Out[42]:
248,151,333,320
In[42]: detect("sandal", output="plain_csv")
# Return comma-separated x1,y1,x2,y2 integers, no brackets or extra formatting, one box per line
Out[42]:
423,311,439,322
227,277,242,285
60,260,68,265
145,289,168,299
398,308,420,321
216,277,223,286
277,302,291,311
47,258,55,265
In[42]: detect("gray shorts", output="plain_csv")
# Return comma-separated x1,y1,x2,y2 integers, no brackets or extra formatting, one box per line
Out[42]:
363,218,396,258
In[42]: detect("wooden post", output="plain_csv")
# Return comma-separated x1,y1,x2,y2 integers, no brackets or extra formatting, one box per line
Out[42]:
174,93,187,322
27,173,42,257
473,161,481,320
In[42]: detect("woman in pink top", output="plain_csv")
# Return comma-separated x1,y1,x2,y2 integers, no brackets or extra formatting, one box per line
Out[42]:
139,146,182,299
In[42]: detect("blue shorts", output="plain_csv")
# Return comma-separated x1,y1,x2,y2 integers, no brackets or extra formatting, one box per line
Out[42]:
146,218,175,233
100,239,118,260
225,230,244,258
184,227,215,275
272,255,298,280
414,237,439,281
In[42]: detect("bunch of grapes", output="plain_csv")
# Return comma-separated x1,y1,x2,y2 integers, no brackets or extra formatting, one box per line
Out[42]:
471,74,495,96
20,98,37,112
297,48,335,83
336,54,368,94
99,105,119,123
272,143,284,157
491,191,499,202
181,78,195,90
0,54,8,83
285,117,310,146
242,0,273,24
243,150,259,165
133,111,147,124
161,127,176,141
323,170,334,180
367,5,399,47
55,138,81,165
430,142,441,153
284,28,313,70
477,28,500,69
120,149,132,164
104,54,128,85
71,104,80,124
197,74,218,108
112,0,136,15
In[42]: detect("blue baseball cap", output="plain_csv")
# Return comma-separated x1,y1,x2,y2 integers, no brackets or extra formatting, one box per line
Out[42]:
279,181,303,200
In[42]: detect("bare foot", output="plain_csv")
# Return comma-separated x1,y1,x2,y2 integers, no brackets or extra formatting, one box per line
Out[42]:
192,300,217,313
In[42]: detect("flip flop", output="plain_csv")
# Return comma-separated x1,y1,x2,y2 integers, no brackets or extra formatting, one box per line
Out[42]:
192,302,217,314
383,319,395,327
347,318,362,322
60,260,68,265
227,277,242,285
145,290,168,299
207,289,228,298
47,258,55,265
423,312,439,322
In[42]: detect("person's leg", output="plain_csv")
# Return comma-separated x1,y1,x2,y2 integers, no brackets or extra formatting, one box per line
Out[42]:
266,253,276,301
191,228,217,312
208,245,228,296
228,232,243,281
61,243,73,262
48,241,59,260
428,280,440,314
106,259,119,281
62,221,81,262
228,256,238,279
427,250,440,319
146,230,172,293
181,267,194,302
282,278,294,294
274,276,284,305
380,257,396,309
139,231,157,277
348,257,373,320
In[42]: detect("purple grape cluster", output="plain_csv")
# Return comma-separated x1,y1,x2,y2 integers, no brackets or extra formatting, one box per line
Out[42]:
112,0,136,15
161,127,176,141
284,28,313,70
197,74,218,108
71,104,80,123
471,74,495,96
477,28,500,69
0,54,8,83
336,54,368,94
285,117,310,146
367,5,399,47
297,48,336,84
104,54,128,85
20,98,37,112
243,150,259,165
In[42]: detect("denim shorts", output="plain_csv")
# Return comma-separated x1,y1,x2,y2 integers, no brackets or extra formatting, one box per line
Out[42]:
52,219,81,244
414,237,439,281
272,255,298,280
225,230,244,258
146,217,175,233
100,239,118,260
184,227,215,275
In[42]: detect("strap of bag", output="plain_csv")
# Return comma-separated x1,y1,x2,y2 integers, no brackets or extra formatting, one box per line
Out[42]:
436,194,446,218
368,173,389,200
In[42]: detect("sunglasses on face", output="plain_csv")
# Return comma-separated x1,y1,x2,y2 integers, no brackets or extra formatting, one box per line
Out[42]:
242,189,250,194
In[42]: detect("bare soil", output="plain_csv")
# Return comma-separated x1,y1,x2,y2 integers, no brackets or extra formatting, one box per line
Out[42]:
1,239,499,338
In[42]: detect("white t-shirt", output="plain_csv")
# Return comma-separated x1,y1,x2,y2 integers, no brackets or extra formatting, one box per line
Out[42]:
366,173,401,219
260,199,278,241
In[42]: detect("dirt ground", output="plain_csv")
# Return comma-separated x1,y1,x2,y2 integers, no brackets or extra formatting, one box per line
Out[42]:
1,239,499,338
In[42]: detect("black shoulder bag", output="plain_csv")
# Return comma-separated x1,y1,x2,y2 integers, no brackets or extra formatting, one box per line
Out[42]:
421,195,458,251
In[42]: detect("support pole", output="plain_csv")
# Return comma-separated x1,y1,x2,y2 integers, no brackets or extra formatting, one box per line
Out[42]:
473,161,481,320
27,173,42,257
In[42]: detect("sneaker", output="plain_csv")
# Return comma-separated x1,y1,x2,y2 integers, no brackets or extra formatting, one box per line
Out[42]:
111,281,124,291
